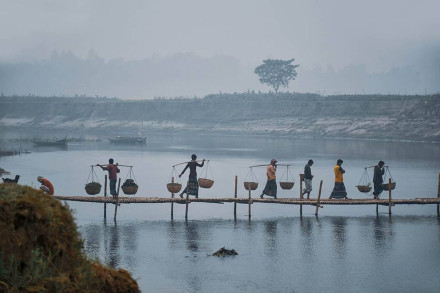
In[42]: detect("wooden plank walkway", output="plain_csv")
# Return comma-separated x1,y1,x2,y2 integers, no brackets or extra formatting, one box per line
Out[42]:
53,195,440,205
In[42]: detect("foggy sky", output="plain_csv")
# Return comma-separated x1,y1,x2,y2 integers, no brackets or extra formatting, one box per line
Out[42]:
1,0,439,71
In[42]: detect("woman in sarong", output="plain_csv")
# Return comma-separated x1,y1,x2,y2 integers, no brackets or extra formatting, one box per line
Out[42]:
179,154,205,198
260,159,278,199
329,159,349,199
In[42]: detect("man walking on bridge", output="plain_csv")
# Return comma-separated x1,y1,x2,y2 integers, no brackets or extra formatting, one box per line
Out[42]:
98,158,120,198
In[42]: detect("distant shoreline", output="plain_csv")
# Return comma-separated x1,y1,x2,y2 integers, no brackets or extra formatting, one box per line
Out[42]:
1,93,439,142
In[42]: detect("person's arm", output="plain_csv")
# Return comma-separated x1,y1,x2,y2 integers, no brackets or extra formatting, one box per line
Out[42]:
381,168,385,176
196,159,205,167
179,164,189,178
116,164,120,173
339,166,345,174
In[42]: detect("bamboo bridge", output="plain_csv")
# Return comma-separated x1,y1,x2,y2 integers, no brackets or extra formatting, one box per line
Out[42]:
53,174,440,221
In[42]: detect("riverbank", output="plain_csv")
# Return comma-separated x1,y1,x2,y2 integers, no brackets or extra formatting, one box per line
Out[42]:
1,93,439,141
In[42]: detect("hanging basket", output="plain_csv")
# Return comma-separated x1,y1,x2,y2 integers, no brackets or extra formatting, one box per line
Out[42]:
122,184,138,195
356,185,372,193
280,181,295,190
85,182,101,195
299,174,305,181
382,182,396,191
198,178,214,188
244,182,258,191
167,183,182,193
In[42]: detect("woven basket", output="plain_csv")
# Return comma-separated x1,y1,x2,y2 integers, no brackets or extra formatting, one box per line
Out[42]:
122,184,138,195
280,181,295,190
357,185,372,193
198,178,214,188
167,183,182,193
299,174,305,181
244,182,258,191
382,182,396,191
85,182,101,195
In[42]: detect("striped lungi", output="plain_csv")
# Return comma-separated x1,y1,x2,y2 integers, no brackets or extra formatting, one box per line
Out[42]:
330,182,347,199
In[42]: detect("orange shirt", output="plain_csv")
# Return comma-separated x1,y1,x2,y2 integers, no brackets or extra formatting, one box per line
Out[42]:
334,165,343,183
267,165,276,180
42,178,54,195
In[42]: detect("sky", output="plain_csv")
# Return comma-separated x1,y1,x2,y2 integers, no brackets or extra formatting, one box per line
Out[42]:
1,0,439,72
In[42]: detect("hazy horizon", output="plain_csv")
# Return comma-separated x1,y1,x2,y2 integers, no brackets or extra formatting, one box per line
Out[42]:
1,0,439,97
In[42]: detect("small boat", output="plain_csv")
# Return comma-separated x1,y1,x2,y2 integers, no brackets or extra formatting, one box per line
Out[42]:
32,138,68,147
108,136,147,144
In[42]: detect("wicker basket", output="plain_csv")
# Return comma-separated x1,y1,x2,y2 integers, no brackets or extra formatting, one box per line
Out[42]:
85,182,101,195
122,184,138,195
198,178,214,188
244,182,258,191
299,174,305,181
356,185,372,193
280,181,295,190
382,182,396,191
167,183,182,193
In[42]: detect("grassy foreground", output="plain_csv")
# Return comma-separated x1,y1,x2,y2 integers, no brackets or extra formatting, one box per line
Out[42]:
0,184,140,293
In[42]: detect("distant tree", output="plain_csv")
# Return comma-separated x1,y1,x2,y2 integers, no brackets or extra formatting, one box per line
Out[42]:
254,59,299,93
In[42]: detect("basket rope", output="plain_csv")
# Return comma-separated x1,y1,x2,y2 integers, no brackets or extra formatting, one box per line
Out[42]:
168,167,182,184
279,165,294,183
383,166,395,183
86,166,100,184
245,167,258,183
124,166,137,183
358,167,371,186
200,160,214,180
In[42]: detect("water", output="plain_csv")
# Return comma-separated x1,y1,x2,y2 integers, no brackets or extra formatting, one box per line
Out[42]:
1,136,440,292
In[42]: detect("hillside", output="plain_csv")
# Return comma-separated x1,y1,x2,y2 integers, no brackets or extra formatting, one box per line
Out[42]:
0,93,439,141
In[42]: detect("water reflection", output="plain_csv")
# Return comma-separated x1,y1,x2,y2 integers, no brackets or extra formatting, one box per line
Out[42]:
263,220,278,257
106,221,120,268
372,217,394,257
299,217,315,257
185,221,200,252
331,217,348,258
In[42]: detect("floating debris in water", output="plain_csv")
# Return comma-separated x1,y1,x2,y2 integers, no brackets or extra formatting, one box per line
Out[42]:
212,247,238,257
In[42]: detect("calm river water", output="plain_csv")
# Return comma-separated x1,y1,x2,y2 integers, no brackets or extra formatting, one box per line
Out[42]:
1,135,440,292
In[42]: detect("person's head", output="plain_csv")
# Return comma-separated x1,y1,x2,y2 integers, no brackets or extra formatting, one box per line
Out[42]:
109,158,114,164
37,176,44,183
308,159,314,166
191,154,197,160
270,159,278,165
378,161,385,167
337,159,343,166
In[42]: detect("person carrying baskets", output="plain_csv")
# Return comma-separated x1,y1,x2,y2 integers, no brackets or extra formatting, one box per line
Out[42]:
178,154,205,199
372,161,385,199
97,158,120,198
260,159,278,199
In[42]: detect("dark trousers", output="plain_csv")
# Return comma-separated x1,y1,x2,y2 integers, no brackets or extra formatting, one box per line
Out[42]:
109,179,117,196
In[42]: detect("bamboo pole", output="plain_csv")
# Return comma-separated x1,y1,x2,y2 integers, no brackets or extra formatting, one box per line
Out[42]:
299,175,303,216
185,181,189,220
234,175,237,219
388,178,392,215
104,175,107,219
171,177,174,220
248,185,251,219
315,180,323,216
437,173,440,216
173,160,209,167
114,178,121,221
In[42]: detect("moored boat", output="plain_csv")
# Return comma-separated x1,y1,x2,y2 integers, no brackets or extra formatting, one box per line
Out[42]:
108,136,147,144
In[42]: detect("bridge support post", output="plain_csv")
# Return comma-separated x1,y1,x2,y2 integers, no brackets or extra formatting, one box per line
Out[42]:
234,176,237,219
